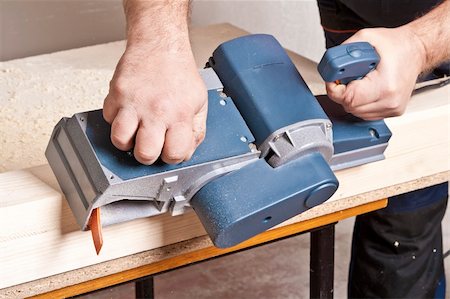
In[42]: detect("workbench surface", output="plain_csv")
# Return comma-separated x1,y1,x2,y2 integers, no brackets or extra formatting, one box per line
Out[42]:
1,24,448,297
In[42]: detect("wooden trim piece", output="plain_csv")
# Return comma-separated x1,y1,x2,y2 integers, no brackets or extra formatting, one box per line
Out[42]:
31,198,387,299
89,208,103,255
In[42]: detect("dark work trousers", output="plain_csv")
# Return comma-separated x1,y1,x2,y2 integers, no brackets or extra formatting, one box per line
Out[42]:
349,183,448,298
321,26,449,298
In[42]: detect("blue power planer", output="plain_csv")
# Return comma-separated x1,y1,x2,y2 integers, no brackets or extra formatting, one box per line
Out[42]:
46,35,391,249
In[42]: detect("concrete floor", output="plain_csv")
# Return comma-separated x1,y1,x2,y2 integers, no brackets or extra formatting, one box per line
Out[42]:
82,203,450,299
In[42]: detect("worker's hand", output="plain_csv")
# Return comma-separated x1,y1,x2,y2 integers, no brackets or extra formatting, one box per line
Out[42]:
326,27,426,120
103,47,208,165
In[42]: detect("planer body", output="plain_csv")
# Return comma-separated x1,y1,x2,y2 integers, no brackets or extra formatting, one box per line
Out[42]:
46,34,391,248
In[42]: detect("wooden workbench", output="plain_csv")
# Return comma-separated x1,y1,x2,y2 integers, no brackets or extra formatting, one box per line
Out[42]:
0,24,448,298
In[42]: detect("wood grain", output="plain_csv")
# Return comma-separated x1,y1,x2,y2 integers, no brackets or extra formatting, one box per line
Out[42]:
0,23,449,297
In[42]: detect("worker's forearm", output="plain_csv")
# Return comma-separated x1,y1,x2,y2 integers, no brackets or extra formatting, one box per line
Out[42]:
105,0,206,165
404,0,450,72
123,0,191,53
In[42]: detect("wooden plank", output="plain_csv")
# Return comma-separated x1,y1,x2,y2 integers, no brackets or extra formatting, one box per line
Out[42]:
30,198,388,299
0,23,449,296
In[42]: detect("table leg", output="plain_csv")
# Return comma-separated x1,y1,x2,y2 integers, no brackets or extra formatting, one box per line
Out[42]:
310,224,335,299
135,276,154,299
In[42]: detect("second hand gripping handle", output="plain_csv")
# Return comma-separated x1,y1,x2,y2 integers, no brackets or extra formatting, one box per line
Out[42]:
318,42,380,85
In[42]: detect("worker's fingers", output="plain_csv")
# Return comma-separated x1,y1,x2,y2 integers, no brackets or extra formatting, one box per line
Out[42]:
162,122,195,164
344,100,379,114
110,107,139,151
346,104,385,120
341,72,383,108
103,94,119,124
103,46,209,165
325,82,346,105
352,113,384,121
346,98,407,119
134,120,166,165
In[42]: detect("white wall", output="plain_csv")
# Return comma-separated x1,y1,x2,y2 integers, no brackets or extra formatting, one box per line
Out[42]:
191,0,326,62
0,0,125,61
1,0,325,63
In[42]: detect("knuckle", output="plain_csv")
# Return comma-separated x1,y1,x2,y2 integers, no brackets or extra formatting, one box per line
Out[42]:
184,149,195,162
111,133,132,150
326,85,337,97
102,108,114,123
173,108,192,122
149,99,174,117
343,90,355,106
110,78,128,96
134,149,159,165
384,82,397,96
328,90,342,104
342,105,353,114
385,99,401,110
163,150,185,164
391,106,405,117
327,85,348,104
346,98,356,109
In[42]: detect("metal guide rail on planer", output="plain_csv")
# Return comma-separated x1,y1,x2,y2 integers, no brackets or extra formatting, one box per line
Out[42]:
46,34,391,254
